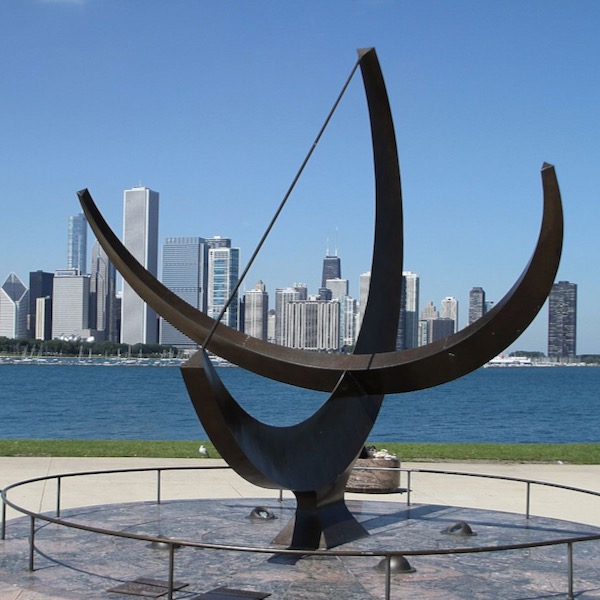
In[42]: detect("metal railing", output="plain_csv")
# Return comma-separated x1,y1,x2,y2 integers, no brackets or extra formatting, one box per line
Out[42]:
2,465,600,600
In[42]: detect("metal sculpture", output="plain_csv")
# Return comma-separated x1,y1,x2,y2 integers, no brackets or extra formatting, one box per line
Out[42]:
78,47,563,549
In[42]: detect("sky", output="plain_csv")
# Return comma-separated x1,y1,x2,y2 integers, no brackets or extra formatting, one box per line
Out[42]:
0,0,598,355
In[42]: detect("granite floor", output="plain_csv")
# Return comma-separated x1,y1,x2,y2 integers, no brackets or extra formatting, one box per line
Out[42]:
2,497,600,599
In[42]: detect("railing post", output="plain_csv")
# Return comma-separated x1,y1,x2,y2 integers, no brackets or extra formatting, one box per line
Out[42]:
566,542,574,600
406,470,412,506
157,470,162,505
168,542,175,600
384,555,392,600
525,481,531,519
56,476,62,518
29,515,35,571
1,492,6,540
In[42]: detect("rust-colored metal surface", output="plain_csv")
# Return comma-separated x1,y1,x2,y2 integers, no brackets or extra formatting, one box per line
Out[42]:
78,47,563,549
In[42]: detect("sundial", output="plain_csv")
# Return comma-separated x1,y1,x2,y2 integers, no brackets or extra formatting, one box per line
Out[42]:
79,48,563,550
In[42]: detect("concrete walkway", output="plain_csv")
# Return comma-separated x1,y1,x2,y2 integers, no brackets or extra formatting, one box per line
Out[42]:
2,457,600,525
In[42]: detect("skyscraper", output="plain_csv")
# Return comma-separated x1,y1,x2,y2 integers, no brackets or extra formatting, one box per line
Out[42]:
397,271,420,350
356,271,371,338
274,285,307,345
51,269,90,340
206,236,240,330
67,213,88,275
281,299,340,351
243,281,269,340
0,273,29,339
548,281,577,359
160,237,208,347
28,270,53,339
90,241,117,342
121,186,159,345
441,296,459,333
468,287,486,324
319,252,341,300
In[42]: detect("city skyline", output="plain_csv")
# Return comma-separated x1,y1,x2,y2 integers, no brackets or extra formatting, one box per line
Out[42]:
1,2,598,353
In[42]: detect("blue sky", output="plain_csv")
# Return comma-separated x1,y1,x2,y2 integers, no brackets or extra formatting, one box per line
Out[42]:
1,1,598,354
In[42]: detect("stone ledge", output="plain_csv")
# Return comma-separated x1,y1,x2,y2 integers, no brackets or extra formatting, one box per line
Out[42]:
346,458,400,493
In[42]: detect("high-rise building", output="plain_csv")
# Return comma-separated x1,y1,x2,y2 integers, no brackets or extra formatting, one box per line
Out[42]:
121,186,159,345
468,287,486,324
281,299,340,351
206,236,240,330
243,281,269,340
440,296,459,333
67,213,88,275
0,273,29,339
356,271,371,338
274,285,307,345
319,252,342,300
51,269,91,340
548,281,577,359
397,271,420,350
325,278,348,301
340,295,357,349
159,237,208,347
90,241,117,342
28,270,53,339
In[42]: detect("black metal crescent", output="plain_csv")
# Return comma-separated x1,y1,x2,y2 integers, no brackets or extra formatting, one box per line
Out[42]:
78,50,563,396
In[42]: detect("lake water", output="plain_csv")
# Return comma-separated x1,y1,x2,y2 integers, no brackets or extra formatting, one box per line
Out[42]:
0,363,599,443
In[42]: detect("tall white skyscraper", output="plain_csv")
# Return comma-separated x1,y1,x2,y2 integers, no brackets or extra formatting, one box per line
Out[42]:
399,271,420,349
0,273,29,339
51,269,90,340
121,186,159,345
440,296,459,333
206,237,240,330
160,236,208,347
274,284,307,345
67,213,88,275
243,281,269,340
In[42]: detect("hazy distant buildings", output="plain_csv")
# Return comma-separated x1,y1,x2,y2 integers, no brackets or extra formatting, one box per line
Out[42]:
28,270,53,339
356,271,371,336
548,281,577,359
67,213,88,275
418,300,454,345
160,236,208,347
468,287,486,324
51,269,90,340
0,273,29,339
243,281,268,340
206,236,240,330
90,241,117,342
121,186,159,345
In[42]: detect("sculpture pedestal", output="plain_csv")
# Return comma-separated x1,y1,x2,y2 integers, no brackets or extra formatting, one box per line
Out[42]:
346,458,400,493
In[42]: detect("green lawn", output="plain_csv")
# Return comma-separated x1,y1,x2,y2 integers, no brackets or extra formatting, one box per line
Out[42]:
1,440,599,464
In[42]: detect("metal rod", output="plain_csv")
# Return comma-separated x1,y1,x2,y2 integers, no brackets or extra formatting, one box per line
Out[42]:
56,476,62,518
1,494,6,540
567,542,574,600
278,489,283,503
202,58,361,349
168,542,175,600
157,470,162,505
384,555,392,600
525,481,531,519
29,516,35,572
406,471,412,506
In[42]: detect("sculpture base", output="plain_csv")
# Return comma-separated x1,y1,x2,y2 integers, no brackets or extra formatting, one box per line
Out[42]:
272,496,369,550
346,458,400,494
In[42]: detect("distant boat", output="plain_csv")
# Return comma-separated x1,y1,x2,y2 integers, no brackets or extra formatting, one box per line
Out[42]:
485,355,533,368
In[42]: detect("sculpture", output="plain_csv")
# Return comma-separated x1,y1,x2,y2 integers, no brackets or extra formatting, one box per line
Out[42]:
78,47,563,549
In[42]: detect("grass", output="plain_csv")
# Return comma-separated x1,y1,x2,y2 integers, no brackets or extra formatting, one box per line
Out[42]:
0,440,599,464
